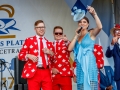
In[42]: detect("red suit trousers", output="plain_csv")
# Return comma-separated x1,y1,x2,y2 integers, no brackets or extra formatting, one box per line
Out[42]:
52,74,72,90
27,68,52,90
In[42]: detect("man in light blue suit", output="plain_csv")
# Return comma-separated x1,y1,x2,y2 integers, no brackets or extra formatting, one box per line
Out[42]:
106,24,120,90
100,66,117,90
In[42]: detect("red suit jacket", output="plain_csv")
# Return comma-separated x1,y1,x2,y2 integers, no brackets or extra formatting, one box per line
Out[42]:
18,36,54,78
51,40,73,78
93,44,104,69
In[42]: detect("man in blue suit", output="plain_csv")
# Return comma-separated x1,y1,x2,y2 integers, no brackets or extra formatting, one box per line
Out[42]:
106,24,120,90
100,66,117,90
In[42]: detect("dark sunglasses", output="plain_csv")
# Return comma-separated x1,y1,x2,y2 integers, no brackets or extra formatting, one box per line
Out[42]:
54,32,63,35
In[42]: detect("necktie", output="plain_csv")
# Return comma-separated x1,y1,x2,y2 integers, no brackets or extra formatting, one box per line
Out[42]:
56,41,58,52
40,38,46,68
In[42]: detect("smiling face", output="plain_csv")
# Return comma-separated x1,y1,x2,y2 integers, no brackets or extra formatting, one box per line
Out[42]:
53,26,63,41
34,20,45,37
78,17,89,30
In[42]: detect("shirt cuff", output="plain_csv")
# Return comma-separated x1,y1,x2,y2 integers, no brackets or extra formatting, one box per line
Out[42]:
110,44,114,50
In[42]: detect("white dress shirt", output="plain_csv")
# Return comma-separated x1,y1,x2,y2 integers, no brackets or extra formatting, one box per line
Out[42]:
36,35,48,67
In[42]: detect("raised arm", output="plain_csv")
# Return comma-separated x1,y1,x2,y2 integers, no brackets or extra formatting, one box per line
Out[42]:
68,34,78,51
87,6,102,36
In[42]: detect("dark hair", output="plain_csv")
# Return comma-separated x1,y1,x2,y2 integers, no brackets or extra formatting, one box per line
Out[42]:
53,26,63,33
78,16,89,24
34,20,45,26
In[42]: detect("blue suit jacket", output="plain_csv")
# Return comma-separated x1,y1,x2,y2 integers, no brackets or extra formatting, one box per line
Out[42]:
100,66,117,90
106,44,120,81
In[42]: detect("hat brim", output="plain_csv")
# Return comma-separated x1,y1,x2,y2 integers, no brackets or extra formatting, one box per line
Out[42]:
73,10,85,22
110,27,120,36
110,28,115,36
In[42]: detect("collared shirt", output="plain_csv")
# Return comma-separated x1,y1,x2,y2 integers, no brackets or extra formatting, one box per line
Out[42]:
100,67,106,76
110,44,114,50
110,43,120,50
54,39,70,52
36,35,48,67
54,39,62,52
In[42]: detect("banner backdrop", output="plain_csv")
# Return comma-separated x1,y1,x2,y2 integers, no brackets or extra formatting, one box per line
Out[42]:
0,0,114,90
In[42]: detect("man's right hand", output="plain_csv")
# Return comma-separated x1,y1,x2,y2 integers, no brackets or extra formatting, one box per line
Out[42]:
26,54,38,62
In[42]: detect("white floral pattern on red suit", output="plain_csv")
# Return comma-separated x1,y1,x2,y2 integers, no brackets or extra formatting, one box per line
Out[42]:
51,40,73,78
18,36,54,78
93,44,104,69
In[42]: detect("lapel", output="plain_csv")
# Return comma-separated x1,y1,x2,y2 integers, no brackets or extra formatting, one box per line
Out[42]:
33,36,50,54
99,69,109,85
54,39,63,45
105,66,111,83
33,36,38,50
60,40,64,45
115,44,120,57
100,67,112,86
100,70,106,80
53,39,63,52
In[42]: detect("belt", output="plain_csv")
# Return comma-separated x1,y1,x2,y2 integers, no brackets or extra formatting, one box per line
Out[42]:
37,65,49,69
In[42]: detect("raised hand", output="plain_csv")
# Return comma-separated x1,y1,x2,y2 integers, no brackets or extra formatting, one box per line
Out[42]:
111,36,119,45
75,27,83,37
87,6,97,15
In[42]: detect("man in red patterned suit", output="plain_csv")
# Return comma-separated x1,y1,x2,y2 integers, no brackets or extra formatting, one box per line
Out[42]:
51,26,73,90
18,20,54,90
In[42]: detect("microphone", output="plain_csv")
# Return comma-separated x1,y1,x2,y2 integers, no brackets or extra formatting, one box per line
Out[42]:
77,27,83,34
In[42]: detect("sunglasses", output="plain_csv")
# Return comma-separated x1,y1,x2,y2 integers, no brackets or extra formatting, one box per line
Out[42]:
114,30,120,34
54,32,63,35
